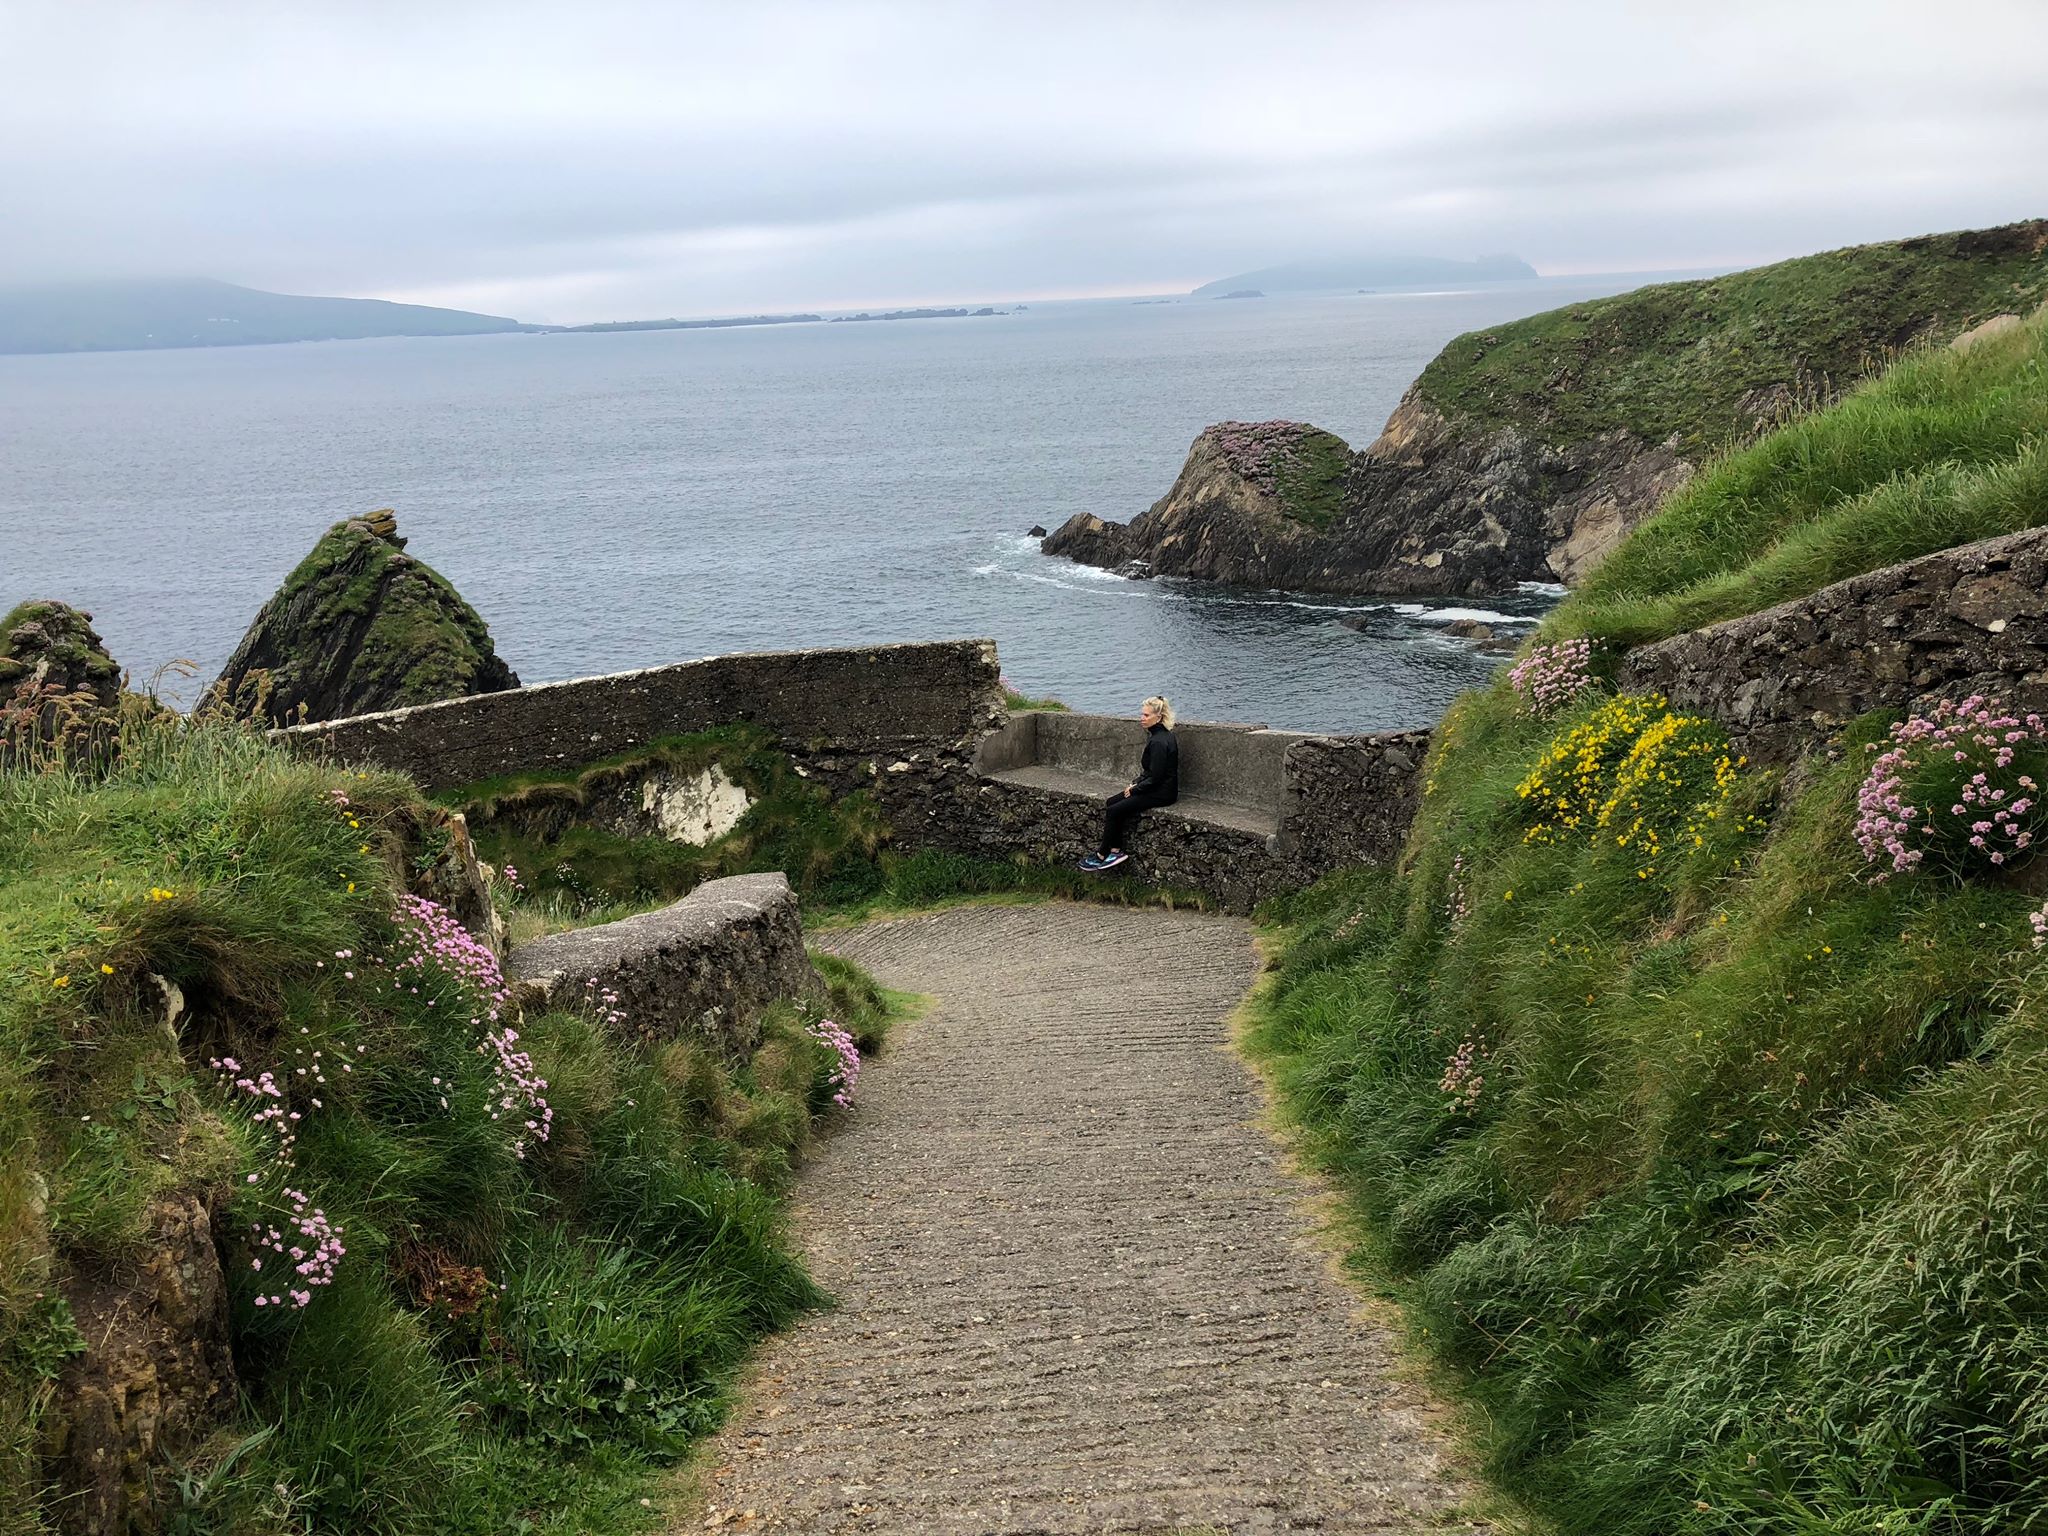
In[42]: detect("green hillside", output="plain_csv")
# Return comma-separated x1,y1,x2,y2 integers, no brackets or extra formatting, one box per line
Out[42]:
1415,221,2048,455
0,719,895,1534
1249,309,2048,1532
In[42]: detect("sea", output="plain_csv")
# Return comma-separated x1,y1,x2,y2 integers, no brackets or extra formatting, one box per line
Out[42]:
1,276,1662,732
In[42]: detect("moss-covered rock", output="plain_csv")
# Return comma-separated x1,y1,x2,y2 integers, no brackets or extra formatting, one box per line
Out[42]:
0,600,123,768
205,509,519,726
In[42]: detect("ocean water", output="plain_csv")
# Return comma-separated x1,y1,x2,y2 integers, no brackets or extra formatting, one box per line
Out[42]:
1,277,1650,732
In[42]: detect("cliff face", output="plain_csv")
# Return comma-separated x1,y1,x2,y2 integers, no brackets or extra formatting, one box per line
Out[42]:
1047,220,2048,595
206,509,519,726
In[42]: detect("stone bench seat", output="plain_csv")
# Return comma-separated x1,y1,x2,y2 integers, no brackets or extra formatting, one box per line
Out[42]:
981,762,1280,839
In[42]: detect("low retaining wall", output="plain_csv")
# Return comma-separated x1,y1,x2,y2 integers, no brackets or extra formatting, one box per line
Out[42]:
287,638,1436,910
1621,526,2048,760
283,638,1003,794
963,710,1432,908
505,872,821,1062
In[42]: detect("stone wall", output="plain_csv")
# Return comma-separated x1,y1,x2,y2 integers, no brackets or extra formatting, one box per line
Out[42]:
959,712,1432,910
287,638,1437,910
1279,731,1433,871
505,872,820,1062
283,638,1003,792
1621,527,2048,761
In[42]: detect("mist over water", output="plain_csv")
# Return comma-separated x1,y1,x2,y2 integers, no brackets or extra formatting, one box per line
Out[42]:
2,279,1643,731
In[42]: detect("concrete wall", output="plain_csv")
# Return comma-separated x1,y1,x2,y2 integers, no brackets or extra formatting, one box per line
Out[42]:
1621,526,2048,761
965,709,1434,908
975,711,1309,817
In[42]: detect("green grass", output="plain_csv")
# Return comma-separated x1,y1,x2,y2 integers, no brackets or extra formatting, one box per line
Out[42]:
0,712,909,1534
1002,690,1069,711
1416,220,2048,456
1250,695,2048,1531
1272,425,1354,529
1244,311,2048,1534
1551,307,2048,651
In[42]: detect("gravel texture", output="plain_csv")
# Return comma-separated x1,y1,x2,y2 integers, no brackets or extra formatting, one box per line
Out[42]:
692,902,1486,1534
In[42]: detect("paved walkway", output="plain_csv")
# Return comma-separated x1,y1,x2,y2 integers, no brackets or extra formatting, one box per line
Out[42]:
692,902,1484,1534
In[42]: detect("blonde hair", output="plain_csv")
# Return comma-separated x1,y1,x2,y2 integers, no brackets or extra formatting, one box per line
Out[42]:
1144,695,1175,730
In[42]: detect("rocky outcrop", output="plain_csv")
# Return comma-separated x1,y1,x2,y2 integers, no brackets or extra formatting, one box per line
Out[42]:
47,1193,237,1536
205,509,518,726
504,872,821,1062
1048,221,2048,596
1042,421,1353,587
0,600,123,768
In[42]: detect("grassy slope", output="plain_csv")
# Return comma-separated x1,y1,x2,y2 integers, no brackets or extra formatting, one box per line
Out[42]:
1248,317,2048,1532
1556,308,2047,650
0,718,900,1536
1414,222,2048,455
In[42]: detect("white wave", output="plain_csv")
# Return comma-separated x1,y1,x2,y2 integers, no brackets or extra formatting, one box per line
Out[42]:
1411,606,1540,626
1516,580,1569,597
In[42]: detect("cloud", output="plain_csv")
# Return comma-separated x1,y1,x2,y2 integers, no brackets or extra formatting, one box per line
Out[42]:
3,0,2044,319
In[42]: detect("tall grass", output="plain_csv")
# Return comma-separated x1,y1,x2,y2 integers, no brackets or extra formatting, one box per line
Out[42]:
1556,308,2047,650
0,713,901,1534
1247,315,2048,1532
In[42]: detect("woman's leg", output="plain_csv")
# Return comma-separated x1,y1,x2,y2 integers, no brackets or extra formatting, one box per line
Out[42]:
1100,792,1135,856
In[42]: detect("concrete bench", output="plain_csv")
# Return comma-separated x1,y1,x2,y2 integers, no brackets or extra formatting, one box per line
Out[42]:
974,711,1314,844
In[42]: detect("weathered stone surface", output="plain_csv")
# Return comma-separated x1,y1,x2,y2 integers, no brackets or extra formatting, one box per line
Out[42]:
954,710,1433,911
206,509,519,727
1281,731,1431,872
1621,525,2048,762
47,1194,237,1536
282,638,1002,798
0,600,123,768
409,807,505,954
1047,398,1693,597
505,872,821,1062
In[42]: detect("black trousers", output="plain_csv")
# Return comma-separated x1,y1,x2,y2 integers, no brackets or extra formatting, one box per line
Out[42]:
1101,789,1172,855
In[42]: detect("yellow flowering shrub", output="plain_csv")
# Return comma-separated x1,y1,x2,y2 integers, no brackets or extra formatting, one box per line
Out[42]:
1516,693,1751,876
1596,710,1749,877
1514,693,1667,844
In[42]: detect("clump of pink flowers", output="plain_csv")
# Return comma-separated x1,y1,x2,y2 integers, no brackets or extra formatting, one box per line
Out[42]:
1202,420,1327,500
805,1015,861,1108
1855,695,2047,878
248,1188,344,1310
1509,638,1595,717
1439,1030,1488,1116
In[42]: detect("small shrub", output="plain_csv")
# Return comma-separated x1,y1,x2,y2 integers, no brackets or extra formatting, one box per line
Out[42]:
1514,694,1667,846
1508,638,1596,717
1855,693,2048,877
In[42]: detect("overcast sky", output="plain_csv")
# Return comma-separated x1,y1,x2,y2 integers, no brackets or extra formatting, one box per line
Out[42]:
4,0,2045,324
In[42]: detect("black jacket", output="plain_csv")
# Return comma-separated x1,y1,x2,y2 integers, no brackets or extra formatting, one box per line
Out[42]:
1131,724,1179,803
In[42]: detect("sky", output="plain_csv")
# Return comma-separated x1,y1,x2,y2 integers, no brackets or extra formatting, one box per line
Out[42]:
4,0,2046,324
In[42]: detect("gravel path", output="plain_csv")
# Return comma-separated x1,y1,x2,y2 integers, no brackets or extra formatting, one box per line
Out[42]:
692,902,1485,1535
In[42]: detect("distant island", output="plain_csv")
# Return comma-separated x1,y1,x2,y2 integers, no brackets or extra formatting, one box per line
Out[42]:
829,306,1005,323
546,313,824,334
1214,289,1265,300
0,277,531,355
1190,253,1537,298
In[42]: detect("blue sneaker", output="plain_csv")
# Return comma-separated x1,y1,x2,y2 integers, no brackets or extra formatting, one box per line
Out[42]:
1078,853,1106,871
1098,850,1130,870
